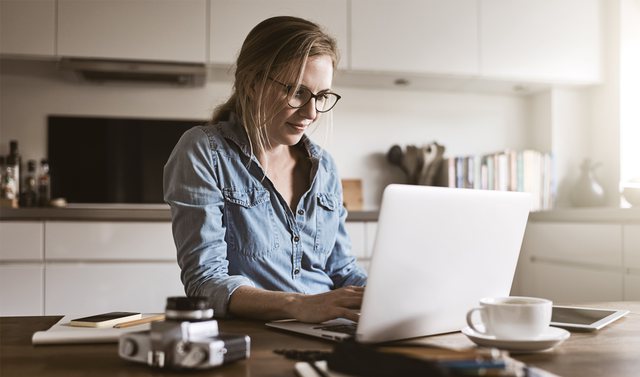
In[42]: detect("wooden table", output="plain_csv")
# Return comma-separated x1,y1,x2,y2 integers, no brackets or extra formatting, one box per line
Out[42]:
1,302,639,377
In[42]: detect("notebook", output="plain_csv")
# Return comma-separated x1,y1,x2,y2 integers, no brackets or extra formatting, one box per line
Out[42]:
267,184,531,343
32,314,153,345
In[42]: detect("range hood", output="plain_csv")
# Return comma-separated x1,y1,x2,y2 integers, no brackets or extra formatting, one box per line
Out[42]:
59,58,207,86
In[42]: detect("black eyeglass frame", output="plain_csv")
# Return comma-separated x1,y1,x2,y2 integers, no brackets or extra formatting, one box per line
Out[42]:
269,78,342,113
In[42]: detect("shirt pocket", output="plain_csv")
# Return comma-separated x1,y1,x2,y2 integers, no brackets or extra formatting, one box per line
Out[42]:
314,193,340,255
222,187,279,258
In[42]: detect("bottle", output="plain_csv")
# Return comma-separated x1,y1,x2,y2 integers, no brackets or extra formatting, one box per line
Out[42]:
0,156,4,183
1,161,18,201
38,158,51,207
19,160,38,207
7,140,22,195
0,155,8,199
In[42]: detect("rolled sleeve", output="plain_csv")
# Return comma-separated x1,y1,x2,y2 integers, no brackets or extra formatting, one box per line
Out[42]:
163,127,254,317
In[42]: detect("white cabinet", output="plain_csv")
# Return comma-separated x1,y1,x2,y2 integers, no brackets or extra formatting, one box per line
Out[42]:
625,275,640,300
0,220,181,315
0,264,44,316
0,221,44,260
623,225,640,269
57,0,207,63
624,225,640,300
521,223,622,268
345,222,366,258
350,0,479,76
514,221,640,302
43,221,181,315
480,0,602,83
209,0,349,69
0,0,55,56
346,221,377,272
523,261,623,302
45,263,184,315
45,221,176,261
0,221,44,315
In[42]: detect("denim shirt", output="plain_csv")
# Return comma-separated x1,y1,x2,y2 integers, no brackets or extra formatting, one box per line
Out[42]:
163,114,367,317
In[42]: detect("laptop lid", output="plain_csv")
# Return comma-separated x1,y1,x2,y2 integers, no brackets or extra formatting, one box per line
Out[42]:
355,184,530,343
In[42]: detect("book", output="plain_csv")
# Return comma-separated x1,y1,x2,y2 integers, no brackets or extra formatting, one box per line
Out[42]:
32,314,155,345
442,149,554,211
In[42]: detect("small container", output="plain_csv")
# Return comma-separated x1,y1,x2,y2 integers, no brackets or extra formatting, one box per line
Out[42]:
621,178,640,207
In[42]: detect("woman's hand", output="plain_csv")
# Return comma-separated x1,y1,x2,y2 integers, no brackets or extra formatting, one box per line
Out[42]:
288,286,364,323
228,285,365,323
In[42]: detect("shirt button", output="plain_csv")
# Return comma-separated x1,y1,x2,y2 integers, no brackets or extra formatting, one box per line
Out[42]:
294,268,300,275
297,209,305,215
293,235,300,243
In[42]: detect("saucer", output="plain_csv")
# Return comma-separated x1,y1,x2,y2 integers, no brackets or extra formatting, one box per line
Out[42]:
461,326,570,352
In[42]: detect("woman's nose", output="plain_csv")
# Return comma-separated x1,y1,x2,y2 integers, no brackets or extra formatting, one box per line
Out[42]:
298,97,317,120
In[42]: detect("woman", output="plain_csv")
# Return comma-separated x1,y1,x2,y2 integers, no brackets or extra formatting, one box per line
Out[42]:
163,16,366,322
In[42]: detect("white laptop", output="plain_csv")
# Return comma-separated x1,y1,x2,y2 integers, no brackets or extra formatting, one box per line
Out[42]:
267,184,531,343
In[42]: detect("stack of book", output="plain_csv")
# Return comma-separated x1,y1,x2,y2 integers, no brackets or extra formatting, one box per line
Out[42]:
442,150,554,212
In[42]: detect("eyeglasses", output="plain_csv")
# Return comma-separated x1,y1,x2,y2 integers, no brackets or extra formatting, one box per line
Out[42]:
270,78,341,113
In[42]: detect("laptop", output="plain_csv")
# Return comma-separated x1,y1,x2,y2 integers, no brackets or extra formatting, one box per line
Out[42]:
267,184,531,343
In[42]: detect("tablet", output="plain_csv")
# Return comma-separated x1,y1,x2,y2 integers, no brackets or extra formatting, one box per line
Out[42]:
551,305,629,331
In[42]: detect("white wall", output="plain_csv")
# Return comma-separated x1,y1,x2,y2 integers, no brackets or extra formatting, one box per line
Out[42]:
1,60,531,208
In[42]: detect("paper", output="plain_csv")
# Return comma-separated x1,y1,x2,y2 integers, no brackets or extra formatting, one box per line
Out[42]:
32,314,154,345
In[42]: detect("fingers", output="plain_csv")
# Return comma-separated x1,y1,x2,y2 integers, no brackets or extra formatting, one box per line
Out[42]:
337,308,361,323
292,286,366,323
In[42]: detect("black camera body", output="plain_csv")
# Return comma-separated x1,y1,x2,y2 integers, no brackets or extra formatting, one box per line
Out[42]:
118,297,250,369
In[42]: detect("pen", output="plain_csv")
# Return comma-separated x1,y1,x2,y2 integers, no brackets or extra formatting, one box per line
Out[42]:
113,314,165,328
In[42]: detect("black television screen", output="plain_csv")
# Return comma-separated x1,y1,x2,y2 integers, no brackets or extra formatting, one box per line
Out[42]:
48,116,205,203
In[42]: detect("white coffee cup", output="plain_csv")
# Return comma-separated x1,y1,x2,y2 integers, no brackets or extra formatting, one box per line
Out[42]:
466,296,552,340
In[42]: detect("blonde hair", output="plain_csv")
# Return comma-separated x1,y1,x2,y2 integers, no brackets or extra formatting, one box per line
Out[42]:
211,16,339,158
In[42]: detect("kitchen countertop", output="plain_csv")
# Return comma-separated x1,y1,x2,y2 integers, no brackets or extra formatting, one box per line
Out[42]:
0,205,380,222
1,205,639,223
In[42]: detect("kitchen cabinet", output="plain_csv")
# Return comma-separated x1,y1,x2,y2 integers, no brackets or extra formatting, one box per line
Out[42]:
624,225,640,300
0,0,55,57
0,221,45,316
45,221,176,261
0,220,181,316
57,0,207,63
513,221,640,302
0,264,44,316
0,217,375,315
43,221,181,315
623,225,640,269
345,221,377,273
350,0,479,76
350,0,601,85
209,0,349,69
522,261,623,302
625,275,640,300
45,263,184,315
480,0,602,84
0,221,44,260
520,223,622,268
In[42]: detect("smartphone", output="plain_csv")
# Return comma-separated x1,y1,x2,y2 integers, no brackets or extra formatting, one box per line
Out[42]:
69,312,142,328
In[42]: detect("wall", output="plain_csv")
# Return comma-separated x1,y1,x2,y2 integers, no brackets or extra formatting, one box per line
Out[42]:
1,60,531,208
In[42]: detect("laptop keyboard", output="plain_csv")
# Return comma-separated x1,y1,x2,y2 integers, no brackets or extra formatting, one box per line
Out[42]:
314,323,357,335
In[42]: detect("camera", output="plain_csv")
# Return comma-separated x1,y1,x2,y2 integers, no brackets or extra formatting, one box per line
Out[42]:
118,297,250,369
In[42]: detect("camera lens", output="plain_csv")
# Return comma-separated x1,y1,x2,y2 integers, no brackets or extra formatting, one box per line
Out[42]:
165,296,214,321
